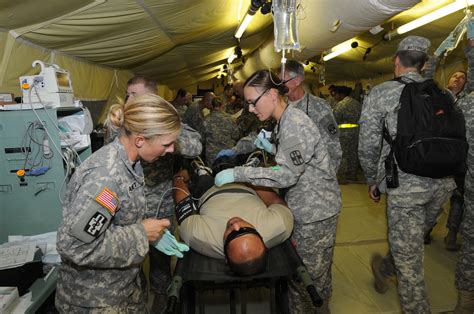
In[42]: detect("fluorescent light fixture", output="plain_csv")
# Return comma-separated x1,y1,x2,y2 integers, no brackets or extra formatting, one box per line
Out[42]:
384,0,474,40
228,52,237,64
323,39,357,62
235,13,254,39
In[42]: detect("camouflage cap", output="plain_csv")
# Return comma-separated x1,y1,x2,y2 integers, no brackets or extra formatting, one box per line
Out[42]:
396,35,430,54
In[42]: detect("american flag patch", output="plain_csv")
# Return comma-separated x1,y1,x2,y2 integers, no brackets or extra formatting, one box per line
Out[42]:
95,187,119,215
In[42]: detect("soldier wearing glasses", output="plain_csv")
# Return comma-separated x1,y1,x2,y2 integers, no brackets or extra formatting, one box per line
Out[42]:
214,70,341,313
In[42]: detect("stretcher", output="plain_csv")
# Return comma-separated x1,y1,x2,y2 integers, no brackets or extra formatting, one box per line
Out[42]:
164,239,322,314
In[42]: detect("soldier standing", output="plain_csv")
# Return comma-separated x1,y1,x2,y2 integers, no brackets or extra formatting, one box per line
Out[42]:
214,70,341,313
55,94,179,312
454,23,474,313
203,97,240,165
359,36,456,312
332,86,362,183
280,60,341,173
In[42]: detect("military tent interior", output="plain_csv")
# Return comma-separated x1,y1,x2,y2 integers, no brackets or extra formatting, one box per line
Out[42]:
0,0,469,312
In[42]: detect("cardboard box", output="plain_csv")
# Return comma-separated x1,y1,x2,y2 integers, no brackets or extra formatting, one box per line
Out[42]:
0,93,16,105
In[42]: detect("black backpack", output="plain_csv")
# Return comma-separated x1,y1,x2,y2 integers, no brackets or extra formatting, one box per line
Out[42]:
383,77,468,179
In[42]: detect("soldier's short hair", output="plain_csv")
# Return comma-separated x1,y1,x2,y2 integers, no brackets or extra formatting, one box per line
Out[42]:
127,75,158,94
284,60,305,79
211,96,223,109
396,50,427,72
176,88,187,98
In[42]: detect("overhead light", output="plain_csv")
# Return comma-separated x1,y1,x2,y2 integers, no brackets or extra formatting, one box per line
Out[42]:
227,46,242,64
323,39,358,62
235,13,255,39
228,53,237,64
384,0,474,40
234,0,265,39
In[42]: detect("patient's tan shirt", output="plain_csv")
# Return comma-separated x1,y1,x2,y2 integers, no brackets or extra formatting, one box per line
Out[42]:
179,183,294,259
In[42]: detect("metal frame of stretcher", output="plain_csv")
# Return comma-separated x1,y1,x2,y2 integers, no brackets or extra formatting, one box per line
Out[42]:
164,239,322,314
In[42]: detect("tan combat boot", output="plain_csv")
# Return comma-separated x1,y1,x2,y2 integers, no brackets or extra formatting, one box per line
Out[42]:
454,290,474,314
371,254,390,294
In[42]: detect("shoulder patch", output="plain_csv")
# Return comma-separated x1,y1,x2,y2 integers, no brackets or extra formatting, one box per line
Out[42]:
289,150,304,166
95,187,119,215
84,212,108,237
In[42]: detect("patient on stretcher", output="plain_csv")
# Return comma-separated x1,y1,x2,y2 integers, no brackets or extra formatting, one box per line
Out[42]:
172,158,293,276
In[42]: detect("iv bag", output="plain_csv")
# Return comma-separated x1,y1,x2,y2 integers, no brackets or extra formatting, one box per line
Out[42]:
272,0,300,52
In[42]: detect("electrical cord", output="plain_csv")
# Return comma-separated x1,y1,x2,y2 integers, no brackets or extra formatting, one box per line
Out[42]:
154,186,201,219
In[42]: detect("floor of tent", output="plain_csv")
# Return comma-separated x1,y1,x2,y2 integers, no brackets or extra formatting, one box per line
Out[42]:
149,183,458,313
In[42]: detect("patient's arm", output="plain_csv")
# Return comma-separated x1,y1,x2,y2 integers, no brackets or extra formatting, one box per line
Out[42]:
249,185,287,207
172,169,191,203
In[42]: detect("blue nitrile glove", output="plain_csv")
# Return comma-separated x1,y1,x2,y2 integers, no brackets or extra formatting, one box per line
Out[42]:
214,168,235,187
216,149,236,159
467,18,474,40
154,230,189,258
254,134,275,154
434,33,456,57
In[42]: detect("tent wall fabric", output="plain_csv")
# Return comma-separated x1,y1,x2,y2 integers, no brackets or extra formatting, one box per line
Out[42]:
0,0,472,118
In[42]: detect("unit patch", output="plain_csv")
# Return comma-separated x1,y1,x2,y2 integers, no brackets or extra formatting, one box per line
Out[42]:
289,150,304,166
84,212,108,237
95,187,119,215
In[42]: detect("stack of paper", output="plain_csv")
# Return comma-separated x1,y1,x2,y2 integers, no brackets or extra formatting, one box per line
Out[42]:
0,287,19,312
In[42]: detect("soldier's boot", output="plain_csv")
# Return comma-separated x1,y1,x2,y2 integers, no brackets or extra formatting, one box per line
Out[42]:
315,299,330,314
371,254,390,294
454,290,474,314
444,228,458,251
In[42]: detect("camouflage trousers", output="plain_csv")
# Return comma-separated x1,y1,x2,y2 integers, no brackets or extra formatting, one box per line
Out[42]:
56,288,147,313
337,129,359,182
385,184,452,313
288,215,338,313
456,177,474,290
446,189,464,232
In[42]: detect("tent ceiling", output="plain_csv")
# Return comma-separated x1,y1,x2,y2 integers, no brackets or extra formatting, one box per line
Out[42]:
0,0,471,89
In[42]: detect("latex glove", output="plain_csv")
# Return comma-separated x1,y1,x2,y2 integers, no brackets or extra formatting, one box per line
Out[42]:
468,18,474,40
214,169,235,187
254,135,275,154
216,149,236,159
434,33,456,57
154,230,189,258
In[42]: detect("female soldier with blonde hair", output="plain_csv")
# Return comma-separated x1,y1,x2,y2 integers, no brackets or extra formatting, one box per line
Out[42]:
56,94,180,312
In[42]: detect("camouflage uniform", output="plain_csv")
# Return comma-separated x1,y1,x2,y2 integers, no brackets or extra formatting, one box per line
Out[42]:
182,101,205,138
332,96,362,182
359,70,456,312
203,110,240,165
455,45,474,295
233,106,341,312
289,92,341,172
424,55,467,242
56,138,149,312
236,105,262,137
141,123,202,299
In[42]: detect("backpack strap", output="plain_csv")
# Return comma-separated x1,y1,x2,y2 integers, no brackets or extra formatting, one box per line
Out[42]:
391,76,415,85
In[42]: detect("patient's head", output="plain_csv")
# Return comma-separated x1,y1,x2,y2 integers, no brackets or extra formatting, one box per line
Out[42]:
223,217,268,276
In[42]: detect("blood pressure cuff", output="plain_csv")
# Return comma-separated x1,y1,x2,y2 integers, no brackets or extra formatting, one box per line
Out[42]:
175,195,199,225
69,187,119,243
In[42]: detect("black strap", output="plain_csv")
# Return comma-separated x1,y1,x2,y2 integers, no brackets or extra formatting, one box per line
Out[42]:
198,188,255,210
